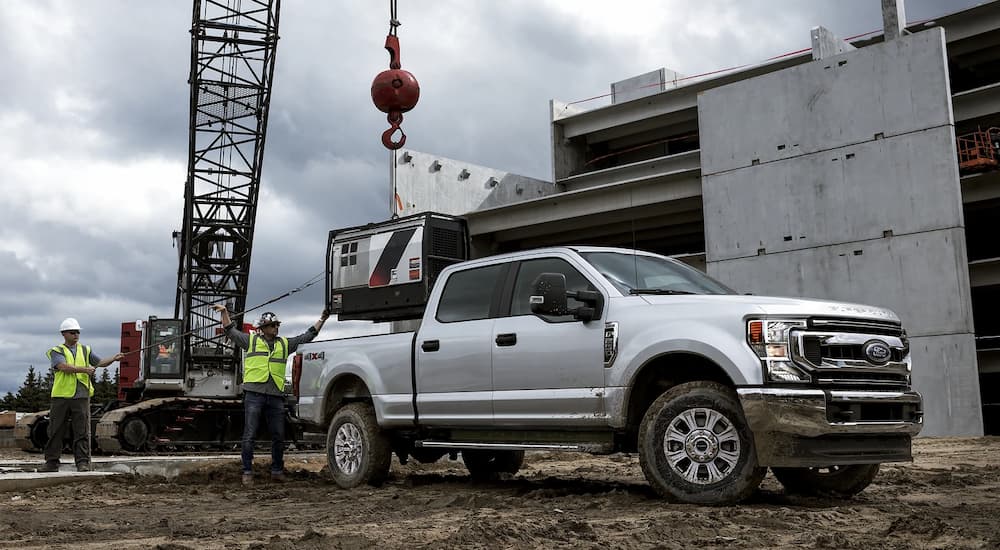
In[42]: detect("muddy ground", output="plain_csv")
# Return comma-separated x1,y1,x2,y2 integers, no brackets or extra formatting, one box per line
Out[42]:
1,438,999,549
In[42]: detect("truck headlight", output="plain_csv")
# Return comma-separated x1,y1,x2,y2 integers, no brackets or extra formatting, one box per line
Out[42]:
747,319,810,383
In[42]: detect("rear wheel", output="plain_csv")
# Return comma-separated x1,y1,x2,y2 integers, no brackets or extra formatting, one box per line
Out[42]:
771,464,880,498
462,449,525,480
326,403,391,488
638,381,765,505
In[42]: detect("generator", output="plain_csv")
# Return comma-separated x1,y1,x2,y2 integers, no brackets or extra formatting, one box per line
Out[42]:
327,212,469,321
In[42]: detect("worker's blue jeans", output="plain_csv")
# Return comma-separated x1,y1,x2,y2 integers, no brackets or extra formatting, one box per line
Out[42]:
242,391,285,475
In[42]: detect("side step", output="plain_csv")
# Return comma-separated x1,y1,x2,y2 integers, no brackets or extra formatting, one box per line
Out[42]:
416,441,610,452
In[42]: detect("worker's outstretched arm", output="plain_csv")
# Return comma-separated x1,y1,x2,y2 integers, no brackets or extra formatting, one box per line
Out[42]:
211,304,250,350
211,304,233,327
95,353,124,368
313,309,330,333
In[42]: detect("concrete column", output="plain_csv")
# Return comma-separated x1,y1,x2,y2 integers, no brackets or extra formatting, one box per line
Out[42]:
811,26,856,61
882,0,907,40
550,99,587,182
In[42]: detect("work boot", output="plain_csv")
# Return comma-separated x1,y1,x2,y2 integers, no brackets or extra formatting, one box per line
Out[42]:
270,471,286,483
39,461,60,473
241,473,254,487
76,463,92,472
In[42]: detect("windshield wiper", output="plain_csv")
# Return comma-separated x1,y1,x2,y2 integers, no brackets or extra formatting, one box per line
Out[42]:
628,288,695,295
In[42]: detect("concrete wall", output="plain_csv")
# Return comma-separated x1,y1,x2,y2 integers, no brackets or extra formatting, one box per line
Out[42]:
700,28,983,436
393,150,557,217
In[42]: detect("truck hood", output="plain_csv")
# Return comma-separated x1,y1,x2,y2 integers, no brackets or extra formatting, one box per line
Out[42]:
637,294,900,323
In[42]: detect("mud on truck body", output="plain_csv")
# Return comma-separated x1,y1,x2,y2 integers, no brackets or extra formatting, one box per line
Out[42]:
293,216,922,505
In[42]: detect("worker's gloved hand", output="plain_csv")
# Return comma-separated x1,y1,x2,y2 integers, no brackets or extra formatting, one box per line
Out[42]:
320,308,330,321
210,304,227,313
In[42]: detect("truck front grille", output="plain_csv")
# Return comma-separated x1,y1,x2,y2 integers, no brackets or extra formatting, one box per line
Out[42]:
791,318,910,388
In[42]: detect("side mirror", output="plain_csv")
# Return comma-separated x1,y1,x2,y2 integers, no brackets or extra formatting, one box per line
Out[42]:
530,273,570,316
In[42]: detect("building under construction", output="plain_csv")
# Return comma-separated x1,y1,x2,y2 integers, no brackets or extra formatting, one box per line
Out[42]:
393,1,1000,437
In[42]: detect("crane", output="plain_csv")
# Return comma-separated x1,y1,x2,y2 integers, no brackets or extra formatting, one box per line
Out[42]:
176,0,280,387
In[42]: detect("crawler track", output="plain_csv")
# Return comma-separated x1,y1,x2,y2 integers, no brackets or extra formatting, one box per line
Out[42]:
15,398,320,455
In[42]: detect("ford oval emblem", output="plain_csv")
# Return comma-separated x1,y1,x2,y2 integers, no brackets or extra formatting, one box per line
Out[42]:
863,340,892,365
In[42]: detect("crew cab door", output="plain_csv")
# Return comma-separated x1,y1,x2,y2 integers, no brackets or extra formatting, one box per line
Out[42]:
491,256,607,426
414,262,507,425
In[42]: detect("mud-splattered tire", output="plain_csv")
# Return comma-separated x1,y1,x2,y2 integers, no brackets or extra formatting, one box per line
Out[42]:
772,464,880,498
326,403,391,489
462,450,525,480
638,381,765,505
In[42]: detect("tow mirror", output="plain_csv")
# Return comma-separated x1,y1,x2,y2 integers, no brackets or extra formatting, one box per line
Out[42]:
530,273,570,316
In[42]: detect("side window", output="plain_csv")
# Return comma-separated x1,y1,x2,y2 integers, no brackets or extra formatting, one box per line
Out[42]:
436,264,504,323
511,258,596,320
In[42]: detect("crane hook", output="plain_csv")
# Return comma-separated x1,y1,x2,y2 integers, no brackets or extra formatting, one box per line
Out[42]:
372,32,419,150
382,112,406,149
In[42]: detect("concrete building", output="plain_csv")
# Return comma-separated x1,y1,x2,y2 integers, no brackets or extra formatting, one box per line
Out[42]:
395,1,1000,436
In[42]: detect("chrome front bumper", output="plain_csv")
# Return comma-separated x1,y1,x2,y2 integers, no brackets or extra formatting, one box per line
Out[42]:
737,387,923,467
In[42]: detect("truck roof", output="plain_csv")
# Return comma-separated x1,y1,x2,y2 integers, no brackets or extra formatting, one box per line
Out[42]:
457,245,667,268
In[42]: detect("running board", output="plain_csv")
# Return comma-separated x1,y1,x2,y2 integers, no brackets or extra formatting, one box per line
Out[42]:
416,441,610,452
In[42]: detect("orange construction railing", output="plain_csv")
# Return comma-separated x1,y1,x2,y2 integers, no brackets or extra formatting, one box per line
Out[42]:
957,127,1000,173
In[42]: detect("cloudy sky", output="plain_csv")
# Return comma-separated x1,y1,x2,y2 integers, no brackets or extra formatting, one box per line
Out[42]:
0,0,976,395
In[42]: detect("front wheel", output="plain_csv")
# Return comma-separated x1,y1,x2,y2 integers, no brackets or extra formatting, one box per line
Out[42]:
638,381,765,505
771,464,880,498
326,403,391,488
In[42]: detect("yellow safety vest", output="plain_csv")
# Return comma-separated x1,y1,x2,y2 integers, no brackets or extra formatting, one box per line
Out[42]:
244,335,288,391
46,344,94,398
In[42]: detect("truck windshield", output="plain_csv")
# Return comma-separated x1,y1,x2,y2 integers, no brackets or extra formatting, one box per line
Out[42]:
580,251,735,296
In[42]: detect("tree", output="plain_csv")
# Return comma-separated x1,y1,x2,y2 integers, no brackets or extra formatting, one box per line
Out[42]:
94,368,116,405
13,365,48,412
0,392,14,410
40,368,54,397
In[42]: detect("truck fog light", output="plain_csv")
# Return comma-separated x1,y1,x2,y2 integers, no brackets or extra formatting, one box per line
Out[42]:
766,361,810,383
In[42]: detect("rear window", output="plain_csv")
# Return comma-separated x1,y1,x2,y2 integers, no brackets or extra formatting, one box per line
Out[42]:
436,264,505,323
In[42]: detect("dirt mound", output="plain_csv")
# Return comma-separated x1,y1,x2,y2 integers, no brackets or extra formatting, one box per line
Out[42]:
246,530,375,550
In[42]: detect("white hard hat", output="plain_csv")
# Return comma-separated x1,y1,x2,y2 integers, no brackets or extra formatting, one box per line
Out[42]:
257,312,280,327
59,318,82,332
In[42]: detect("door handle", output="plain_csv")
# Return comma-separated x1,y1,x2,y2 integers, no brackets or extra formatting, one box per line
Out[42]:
421,340,440,352
495,333,517,346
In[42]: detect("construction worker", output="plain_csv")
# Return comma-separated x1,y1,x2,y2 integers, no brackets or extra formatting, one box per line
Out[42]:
42,318,124,472
211,304,329,486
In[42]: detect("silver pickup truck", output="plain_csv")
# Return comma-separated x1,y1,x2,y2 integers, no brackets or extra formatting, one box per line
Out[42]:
295,246,922,504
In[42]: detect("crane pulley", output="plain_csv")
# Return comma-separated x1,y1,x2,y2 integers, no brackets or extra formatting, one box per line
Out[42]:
371,0,420,150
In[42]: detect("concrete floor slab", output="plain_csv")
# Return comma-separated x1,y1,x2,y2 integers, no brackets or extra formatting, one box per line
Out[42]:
0,453,296,493
0,470,117,492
